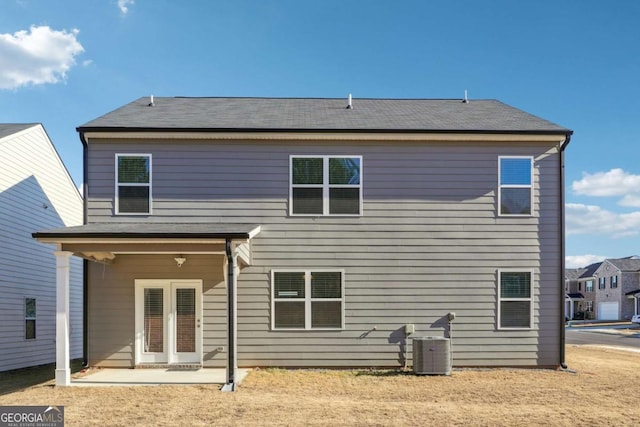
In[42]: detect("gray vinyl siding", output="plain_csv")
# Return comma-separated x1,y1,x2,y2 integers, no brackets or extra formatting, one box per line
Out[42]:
86,137,562,368
0,125,83,372
87,254,227,368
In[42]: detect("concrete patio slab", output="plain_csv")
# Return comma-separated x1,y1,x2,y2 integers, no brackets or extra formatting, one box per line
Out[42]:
71,368,250,387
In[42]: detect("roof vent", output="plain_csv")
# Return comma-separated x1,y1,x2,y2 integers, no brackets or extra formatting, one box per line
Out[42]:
346,93,353,109
148,95,154,107
462,90,469,104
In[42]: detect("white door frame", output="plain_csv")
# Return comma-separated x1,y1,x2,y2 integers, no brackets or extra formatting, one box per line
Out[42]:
134,279,203,365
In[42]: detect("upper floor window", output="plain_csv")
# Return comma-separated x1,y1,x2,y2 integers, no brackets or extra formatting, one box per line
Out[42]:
598,277,606,289
116,154,152,215
498,270,533,329
290,156,362,216
25,298,36,340
586,280,593,292
498,156,533,216
611,275,618,288
271,270,344,330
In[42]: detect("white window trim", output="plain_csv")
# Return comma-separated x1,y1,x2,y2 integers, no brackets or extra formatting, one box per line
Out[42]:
271,269,345,330
289,155,363,216
25,297,36,340
497,269,534,330
115,153,152,215
498,156,534,217
586,280,594,293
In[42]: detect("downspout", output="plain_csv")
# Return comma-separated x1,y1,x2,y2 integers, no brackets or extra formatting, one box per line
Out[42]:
559,132,572,370
80,131,89,368
222,238,237,391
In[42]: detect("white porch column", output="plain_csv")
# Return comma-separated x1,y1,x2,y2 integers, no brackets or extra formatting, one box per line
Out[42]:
569,300,574,320
54,251,72,386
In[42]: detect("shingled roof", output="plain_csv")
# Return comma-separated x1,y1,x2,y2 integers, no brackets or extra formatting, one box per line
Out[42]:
606,258,640,272
0,123,38,139
77,97,572,134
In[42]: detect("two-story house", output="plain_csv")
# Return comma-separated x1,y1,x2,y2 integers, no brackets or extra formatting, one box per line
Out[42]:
566,262,600,320
593,257,640,320
565,268,586,320
1,123,83,372
34,96,572,388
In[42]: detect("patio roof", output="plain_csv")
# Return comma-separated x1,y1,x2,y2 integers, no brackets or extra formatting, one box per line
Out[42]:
625,289,640,298
566,293,585,300
33,222,261,241
33,223,261,264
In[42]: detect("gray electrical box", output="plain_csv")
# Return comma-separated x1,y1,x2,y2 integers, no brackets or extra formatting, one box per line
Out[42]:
412,336,451,375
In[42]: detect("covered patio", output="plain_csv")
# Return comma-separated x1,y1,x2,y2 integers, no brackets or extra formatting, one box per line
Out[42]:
71,367,250,387
33,223,261,391
626,289,640,316
565,292,584,320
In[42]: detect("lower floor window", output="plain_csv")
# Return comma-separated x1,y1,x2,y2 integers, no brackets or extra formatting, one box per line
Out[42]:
586,301,593,312
272,270,344,330
498,270,533,329
25,298,36,340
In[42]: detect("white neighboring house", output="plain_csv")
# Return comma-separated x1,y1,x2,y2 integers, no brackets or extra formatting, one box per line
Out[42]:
0,123,83,372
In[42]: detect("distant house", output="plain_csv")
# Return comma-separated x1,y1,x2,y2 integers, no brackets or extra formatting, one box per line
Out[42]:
565,257,640,321
566,263,600,320
593,257,640,320
33,97,572,388
565,268,586,320
0,124,83,372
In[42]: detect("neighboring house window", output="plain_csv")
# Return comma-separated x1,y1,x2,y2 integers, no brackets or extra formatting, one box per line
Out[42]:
290,156,362,216
586,301,593,312
25,298,36,340
598,277,606,289
498,270,533,329
271,270,344,330
611,275,618,288
498,156,533,216
578,283,582,291
586,280,593,292
116,154,152,214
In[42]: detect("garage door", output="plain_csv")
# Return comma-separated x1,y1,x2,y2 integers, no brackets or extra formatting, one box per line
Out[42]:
597,302,619,320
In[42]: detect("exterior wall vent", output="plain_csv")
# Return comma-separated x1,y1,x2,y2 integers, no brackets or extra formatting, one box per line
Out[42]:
412,336,451,375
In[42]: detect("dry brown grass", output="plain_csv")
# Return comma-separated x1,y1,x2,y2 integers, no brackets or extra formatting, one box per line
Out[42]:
1,346,638,426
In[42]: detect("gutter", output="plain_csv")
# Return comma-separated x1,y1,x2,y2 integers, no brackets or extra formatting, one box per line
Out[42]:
76,126,571,136
222,239,237,392
559,131,573,370
80,131,89,367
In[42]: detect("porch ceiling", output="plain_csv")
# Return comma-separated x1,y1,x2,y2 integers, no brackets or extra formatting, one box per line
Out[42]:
33,223,261,264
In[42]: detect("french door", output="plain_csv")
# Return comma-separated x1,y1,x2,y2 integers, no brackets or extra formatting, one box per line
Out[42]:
135,280,202,364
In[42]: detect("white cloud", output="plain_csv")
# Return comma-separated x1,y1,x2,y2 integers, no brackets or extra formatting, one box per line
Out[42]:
619,194,640,208
572,168,640,199
566,203,640,237
565,254,608,269
0,26,84,90
118,0,135,14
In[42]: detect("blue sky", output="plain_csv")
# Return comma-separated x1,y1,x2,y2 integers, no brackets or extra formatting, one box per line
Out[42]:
2,0,640,267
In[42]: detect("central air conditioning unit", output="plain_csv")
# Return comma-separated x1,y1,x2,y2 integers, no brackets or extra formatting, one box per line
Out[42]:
412,336,451,375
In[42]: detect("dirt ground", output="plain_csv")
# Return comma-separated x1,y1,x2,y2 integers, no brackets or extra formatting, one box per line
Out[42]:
1,345,638,426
